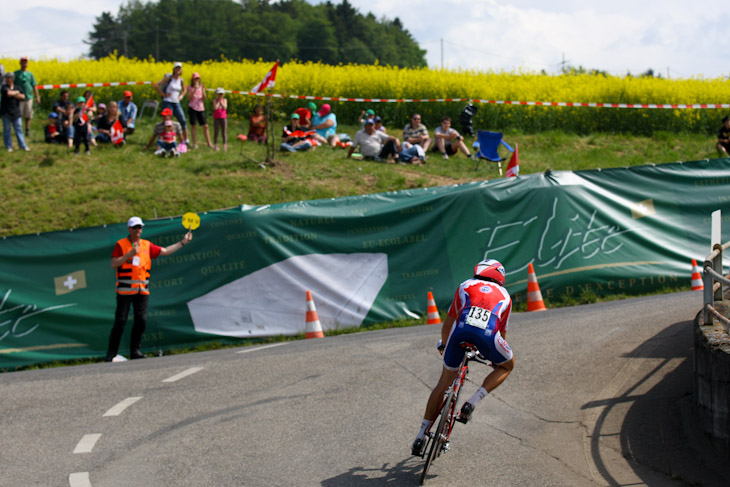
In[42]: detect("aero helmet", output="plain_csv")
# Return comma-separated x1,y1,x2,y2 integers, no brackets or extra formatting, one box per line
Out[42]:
474,259,506,286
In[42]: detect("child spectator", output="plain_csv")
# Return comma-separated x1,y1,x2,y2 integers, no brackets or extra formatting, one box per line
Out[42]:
144,107,182,151
72,96,91,155
247,104,267,143
156,120,179,157
374,116,386,133
212,87,228,151
280,113,317,152
186,72,212,149
44,112,64,144
118,91,137,134
358,108,375,127
83,90,98,147
294,102,316,128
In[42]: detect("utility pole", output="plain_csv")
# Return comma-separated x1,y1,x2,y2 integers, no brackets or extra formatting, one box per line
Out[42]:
122,31,128,57
155,27,159,60
558,52,570,73
441,38,444,69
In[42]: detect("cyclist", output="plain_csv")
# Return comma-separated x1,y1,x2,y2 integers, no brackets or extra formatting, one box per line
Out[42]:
412,259,516,455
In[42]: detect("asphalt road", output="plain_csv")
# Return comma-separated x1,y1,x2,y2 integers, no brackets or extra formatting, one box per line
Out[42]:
1,291,728,487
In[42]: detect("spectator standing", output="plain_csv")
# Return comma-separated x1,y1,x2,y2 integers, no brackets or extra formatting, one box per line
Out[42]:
212,87,228,151
186,73,212,149
156,62,188,144
247,104,267,143
294,101,316,128
1,72,29,152
83,90,98,147
118,90,137,134
13,57,40,139
402,113,431,152
144,107,182,152
61,103,75,148
105,216,192,361
347,118,400,162
311,103,340,147
717,116,730,156
434,116,474,160
72,96,91,155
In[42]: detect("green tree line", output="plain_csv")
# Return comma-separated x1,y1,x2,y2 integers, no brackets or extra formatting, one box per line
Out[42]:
86,0,427,68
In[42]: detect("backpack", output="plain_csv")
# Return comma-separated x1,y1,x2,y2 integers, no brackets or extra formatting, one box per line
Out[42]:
159,74,172,95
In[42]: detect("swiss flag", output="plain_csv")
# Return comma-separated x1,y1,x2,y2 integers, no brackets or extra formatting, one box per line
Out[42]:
111,119,125,145
251,61,279,94
506,143,519,177
80,95,94,124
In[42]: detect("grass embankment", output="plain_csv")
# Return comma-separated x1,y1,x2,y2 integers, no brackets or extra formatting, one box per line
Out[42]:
0,117,718,237
1,117,711,370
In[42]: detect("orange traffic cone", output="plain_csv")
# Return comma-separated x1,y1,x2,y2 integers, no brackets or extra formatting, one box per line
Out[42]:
305,290,325,339
691,259,704,291
526,263,547,312
426,292,441,325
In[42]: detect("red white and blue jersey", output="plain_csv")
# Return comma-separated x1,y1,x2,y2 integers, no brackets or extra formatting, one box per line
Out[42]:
447,278,511,337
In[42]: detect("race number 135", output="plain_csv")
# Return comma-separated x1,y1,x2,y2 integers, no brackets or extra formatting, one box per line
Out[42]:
465,306,491,329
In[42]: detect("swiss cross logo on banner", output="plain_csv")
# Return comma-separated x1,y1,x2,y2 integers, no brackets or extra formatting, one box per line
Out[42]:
250,61,279,94
111,120,124,144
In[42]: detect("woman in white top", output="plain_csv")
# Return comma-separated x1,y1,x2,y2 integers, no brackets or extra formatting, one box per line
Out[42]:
156,62,188,144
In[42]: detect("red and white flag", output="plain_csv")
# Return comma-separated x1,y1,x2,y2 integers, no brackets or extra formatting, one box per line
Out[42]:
506,143,519,177
250,61,279,94
80,95,94,124
111,119,125,145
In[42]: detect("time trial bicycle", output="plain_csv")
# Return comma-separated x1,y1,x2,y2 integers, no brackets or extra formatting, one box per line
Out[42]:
416,342,491,485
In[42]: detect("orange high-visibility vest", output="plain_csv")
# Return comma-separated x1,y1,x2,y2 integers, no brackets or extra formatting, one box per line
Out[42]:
115,238,152,295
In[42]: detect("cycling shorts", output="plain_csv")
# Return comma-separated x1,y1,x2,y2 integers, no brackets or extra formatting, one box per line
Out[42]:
443,323,513,371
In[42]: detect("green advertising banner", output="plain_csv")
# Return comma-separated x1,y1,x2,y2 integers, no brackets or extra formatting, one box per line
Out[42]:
2,158,729,369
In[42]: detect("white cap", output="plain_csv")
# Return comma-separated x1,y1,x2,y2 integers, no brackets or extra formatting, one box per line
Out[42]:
173,62,182,69
127,216,144,227
215,87,225,94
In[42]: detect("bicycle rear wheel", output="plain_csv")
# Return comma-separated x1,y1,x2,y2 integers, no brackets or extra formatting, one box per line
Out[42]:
420,390,454,485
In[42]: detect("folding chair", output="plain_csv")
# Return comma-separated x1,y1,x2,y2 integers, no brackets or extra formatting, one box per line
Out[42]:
474,130,514,175
137,100,159,120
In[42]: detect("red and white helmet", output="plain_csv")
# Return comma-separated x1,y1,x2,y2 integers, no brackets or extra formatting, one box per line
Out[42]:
473,259,506,286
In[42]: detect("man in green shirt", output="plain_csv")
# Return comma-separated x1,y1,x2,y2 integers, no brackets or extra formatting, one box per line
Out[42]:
14,57,40,138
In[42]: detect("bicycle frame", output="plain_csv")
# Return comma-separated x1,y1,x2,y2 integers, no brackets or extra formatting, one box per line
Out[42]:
419,343,490,485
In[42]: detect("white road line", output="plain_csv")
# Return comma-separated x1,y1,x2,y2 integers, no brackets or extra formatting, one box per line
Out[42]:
235,342,288,354
103,396,142,417
69,471,91,487
73,434,101,454
162,366,204,383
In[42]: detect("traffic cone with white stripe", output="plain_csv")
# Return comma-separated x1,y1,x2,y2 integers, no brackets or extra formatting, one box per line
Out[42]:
526,263,547,312
305,290,325,339
691,259,704,291
426,292,441,325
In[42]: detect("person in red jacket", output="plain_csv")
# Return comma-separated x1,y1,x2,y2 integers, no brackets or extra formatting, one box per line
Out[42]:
105,216,193,361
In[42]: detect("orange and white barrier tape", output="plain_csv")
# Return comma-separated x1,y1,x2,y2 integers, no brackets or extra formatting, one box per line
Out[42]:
36,80,730,109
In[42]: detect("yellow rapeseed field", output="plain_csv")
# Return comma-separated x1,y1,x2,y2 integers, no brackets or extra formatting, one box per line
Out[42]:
2,56,727,134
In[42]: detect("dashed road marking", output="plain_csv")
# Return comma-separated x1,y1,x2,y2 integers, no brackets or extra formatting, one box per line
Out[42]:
235,342,288,354
73,434,101,454
103,396,142,417
162,367,203,383
69,471,91,487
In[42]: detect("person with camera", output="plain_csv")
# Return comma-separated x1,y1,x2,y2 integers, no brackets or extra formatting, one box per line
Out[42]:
433,115,475,160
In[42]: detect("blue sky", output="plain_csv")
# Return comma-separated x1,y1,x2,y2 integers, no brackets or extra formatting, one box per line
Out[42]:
1,0,727,79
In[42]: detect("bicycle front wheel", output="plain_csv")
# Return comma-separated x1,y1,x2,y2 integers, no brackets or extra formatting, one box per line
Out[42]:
420,390,454,485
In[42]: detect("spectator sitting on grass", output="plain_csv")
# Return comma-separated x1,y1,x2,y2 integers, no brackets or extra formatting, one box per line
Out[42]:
156,120,181,157
402,113,431,152
358,108,375,127
118,91,137,134
44,112,65,144
96,101,125,145
294,102,316,128
144,108,182,151
247,104,267,143
717,116,730,157
53,90,71,118
280,113,317,152
398,141,426,165
433,115,474,160
311,103,340,147
347,118,400,162
373,115,386,133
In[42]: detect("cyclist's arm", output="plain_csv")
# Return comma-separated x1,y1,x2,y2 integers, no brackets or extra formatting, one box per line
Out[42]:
441,315,455,350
